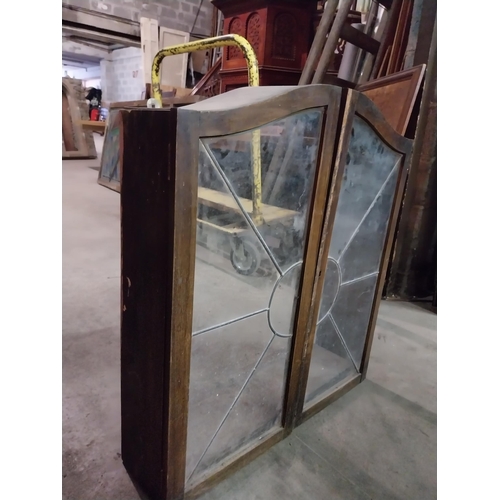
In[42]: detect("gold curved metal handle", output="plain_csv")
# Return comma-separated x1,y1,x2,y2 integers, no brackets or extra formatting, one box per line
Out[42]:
151,34,262,224
151,34,259,105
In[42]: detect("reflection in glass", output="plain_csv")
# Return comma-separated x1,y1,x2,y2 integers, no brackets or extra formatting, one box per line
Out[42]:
305,115,403,405
186,109,323,484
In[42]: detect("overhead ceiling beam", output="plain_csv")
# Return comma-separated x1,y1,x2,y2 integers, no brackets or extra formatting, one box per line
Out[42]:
62,60,91,69
64,38,112,52
62,4,140,39
62,26,140,48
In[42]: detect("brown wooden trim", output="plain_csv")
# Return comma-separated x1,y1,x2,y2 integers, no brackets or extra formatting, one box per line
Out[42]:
165,107,198,499
300,374,362,424
354,93,413,156
184,428,286,499
282,86,344,431
291,89,358,421
192,85,343,138
109,96,204,109
357,64,426,135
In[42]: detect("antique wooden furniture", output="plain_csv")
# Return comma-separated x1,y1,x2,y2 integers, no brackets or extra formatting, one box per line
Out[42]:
213,0,318,92
120,84,412,499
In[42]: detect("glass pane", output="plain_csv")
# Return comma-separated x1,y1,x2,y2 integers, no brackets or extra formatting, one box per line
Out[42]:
193,148,277,334
305,115,402,405
203,108,323,271
187,108,324,485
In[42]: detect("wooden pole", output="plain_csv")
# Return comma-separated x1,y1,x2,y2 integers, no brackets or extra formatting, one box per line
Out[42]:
312,0,352,84
299,0,340,85
370,0,403,79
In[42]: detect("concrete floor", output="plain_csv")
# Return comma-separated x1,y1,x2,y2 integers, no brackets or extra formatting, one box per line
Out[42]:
62,136,436,500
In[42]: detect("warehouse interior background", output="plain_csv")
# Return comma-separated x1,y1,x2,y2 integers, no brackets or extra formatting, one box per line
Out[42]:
1,1,499,499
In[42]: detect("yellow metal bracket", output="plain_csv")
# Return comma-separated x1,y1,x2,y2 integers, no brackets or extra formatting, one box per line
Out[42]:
150,34,263,224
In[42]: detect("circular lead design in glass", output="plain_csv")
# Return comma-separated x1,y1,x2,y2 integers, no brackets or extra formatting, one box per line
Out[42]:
318,258,341,323
268,262,302,338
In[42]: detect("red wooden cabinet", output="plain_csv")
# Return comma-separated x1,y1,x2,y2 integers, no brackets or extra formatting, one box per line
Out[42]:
213,0,317,92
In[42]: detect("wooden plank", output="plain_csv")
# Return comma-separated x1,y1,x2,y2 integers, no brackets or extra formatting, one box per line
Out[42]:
120,108,178,500
312,0,352,84
387,0,412,74
198,187,297,223
299,0,340,85
395,0,414,71
79,120,106,130
197,218,246,235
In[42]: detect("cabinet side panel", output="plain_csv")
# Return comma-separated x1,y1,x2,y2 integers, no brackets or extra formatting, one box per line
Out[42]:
120,109,178,499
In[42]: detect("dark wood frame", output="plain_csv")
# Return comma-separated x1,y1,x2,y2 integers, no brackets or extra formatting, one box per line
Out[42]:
120,85,413,500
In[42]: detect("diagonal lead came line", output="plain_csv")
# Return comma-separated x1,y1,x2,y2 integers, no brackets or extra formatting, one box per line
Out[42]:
187,334,275,482
200,141,284,277
338,160,400,261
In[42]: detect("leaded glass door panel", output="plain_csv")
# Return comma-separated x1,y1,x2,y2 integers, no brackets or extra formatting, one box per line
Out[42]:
300,93,413,416
176,85,344,493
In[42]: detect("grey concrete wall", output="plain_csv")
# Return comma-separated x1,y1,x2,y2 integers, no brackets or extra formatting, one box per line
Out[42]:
64,0,213,36
101,47,144,102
